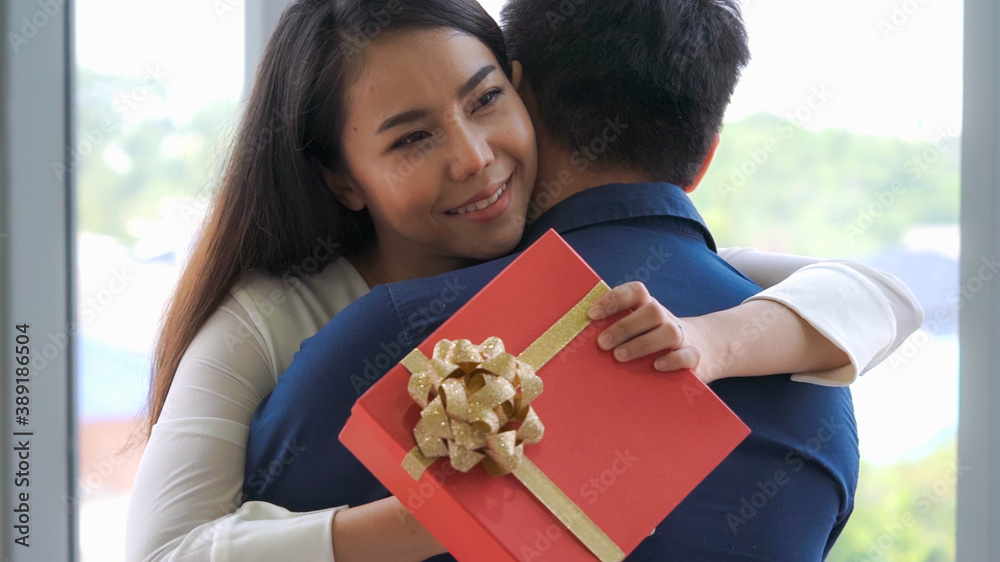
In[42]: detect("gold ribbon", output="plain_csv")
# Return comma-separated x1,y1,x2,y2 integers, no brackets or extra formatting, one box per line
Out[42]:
400,282,624,562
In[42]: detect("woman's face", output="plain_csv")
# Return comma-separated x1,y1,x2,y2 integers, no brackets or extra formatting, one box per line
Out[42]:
332,28,537,268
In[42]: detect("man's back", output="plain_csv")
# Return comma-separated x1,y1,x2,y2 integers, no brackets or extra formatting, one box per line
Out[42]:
246,183,858,560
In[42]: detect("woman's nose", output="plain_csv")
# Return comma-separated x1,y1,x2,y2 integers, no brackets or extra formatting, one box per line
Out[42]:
446,122,495,182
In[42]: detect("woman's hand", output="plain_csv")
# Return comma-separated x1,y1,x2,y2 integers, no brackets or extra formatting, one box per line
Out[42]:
588,282,712,382
588,281,853,384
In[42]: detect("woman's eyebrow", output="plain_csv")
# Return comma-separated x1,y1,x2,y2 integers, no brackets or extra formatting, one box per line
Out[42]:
457,65,496,98
377,109,427,134
376,65,497,135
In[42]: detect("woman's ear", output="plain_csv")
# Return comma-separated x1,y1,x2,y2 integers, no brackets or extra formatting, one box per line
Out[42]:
685,134,721,193
320,166,366,212
511,60,524,91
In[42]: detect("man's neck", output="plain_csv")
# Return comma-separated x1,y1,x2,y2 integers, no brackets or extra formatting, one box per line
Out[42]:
527,131,658,221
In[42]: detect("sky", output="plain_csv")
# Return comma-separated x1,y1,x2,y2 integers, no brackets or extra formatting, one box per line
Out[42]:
75,0,963,141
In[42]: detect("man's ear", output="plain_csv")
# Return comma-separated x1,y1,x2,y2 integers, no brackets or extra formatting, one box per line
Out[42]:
512,61,535,102
511,62,540,123
685,134,721,193
320,165,366,211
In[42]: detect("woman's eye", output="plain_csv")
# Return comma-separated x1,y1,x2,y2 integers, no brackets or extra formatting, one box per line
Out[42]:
392,131,432,150
473,88,505,112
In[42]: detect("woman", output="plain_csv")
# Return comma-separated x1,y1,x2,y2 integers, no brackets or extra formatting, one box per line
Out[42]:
125,0,921,560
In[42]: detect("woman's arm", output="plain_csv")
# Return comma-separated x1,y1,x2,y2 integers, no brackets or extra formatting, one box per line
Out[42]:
719,247,924,383
591,249,924,385
125,291,344,561
329,498,445,561
125,268,444,562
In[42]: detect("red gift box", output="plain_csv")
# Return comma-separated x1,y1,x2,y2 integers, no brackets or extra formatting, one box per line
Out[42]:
340,230,749,561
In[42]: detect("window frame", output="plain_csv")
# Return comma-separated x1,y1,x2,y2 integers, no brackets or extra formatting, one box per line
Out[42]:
0,1,994,559
0,1,77,560
957,0,1000,558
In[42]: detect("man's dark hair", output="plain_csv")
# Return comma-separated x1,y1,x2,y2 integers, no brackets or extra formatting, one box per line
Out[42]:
501,0,750,187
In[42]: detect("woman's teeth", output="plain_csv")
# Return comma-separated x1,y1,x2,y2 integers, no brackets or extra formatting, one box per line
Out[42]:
450,182,508,215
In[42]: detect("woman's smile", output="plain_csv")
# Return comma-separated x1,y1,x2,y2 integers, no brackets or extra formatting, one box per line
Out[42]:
445,172,513,221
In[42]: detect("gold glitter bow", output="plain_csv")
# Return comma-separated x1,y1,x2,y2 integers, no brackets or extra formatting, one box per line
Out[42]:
404,337,545,477
399,281,625,562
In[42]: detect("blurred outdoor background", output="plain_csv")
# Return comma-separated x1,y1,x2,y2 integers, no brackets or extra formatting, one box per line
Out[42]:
73,1,961,560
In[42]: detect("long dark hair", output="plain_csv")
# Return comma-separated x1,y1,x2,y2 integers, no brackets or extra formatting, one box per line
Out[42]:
145,0,510,436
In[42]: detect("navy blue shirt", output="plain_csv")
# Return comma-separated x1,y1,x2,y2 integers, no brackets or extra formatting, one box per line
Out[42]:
245,183,859,561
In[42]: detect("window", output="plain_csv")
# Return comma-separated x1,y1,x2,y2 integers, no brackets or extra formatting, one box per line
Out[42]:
693,2,962,559
73,1,245,559
1,1,994,560
691,2,962,559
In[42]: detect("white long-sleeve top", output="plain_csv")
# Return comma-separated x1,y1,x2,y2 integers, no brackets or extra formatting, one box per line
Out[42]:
124,249,923,561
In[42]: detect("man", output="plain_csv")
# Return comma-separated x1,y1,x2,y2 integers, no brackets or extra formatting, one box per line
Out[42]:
245,0,859,559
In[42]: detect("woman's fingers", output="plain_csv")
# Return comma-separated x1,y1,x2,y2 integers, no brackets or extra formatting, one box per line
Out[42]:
590,281,699,374
654,346,702,373
596,301,672,351
588,281,652,320
603,316,685,361
597,300,682,353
